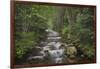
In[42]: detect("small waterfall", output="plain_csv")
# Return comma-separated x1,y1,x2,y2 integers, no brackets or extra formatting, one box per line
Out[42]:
45,29,65,63
27,29,65,64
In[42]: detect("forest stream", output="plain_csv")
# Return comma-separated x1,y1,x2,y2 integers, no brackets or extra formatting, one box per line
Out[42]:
15,4,95,65
23,28,95,65
26,29,67,64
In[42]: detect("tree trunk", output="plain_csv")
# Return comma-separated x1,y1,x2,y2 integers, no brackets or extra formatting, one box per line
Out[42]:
53,7,66,32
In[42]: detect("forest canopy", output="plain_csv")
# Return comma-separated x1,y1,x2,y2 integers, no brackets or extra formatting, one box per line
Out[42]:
14,3,95,64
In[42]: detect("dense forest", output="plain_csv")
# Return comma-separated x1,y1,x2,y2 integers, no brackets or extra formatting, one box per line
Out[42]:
14,3,95,65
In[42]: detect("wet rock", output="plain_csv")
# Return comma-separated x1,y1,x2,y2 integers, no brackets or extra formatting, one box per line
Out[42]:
29,47,42,56
65,46,77,59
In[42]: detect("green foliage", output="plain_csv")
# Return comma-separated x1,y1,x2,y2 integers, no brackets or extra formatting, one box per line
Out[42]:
83,45,95,61
15,32,37,59
14,3,95,64
62,27,68,35
60,7,95,61
61,7,94,44
15,4,49,61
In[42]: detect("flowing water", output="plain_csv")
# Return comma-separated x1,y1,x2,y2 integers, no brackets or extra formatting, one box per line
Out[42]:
27,29,66,64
